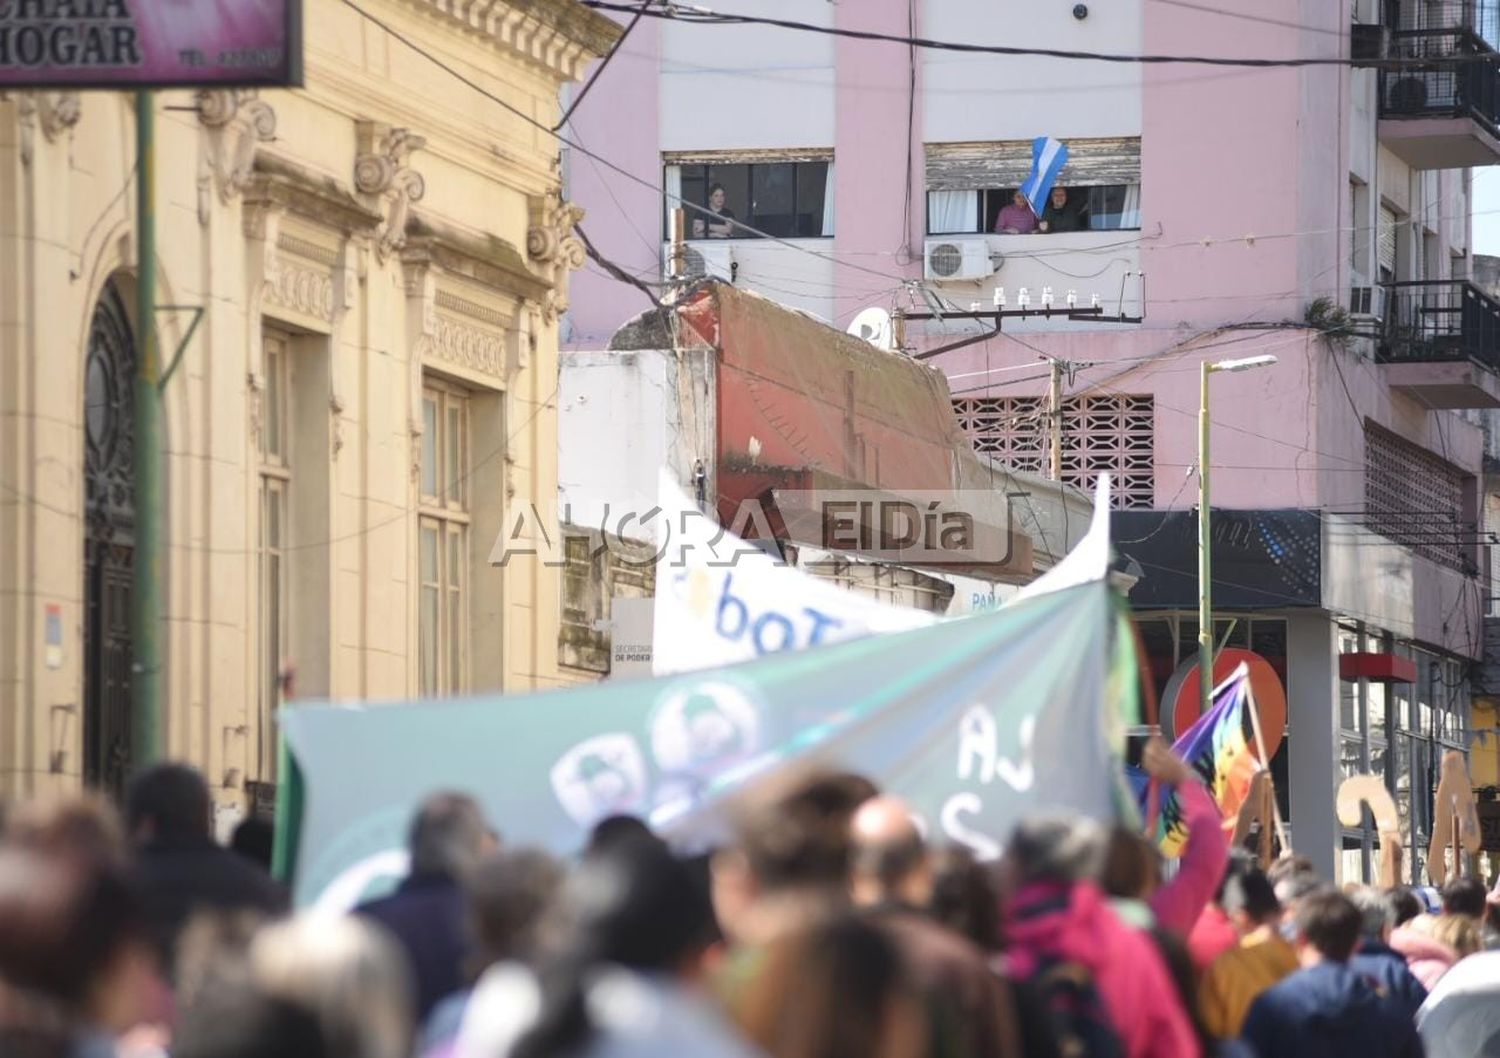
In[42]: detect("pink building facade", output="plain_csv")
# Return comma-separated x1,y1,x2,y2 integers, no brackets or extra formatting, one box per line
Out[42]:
564,0,1500,883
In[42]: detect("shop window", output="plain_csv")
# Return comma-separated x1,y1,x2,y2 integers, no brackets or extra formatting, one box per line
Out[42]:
665,157,833,239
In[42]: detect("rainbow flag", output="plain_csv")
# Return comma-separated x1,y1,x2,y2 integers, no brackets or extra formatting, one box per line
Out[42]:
1131,667,1259,857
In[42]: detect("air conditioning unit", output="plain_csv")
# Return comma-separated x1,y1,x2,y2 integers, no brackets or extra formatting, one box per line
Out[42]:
923,238,996,282
1350,22,1390,64
661,241,735,282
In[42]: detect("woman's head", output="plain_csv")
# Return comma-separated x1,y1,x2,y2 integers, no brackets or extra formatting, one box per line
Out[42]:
1427,912,1481,958
467,849,565,973
1100,826,1161,902
4,793,128,868
708,184,726,211
733,914,923,1058
929,844,1003,953
510,838,720,1058
1011,190,1027,208
0,847,152,1032
249,915,413,1058
1002,813,1106,890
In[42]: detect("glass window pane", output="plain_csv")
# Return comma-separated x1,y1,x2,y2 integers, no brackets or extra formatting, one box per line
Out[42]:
267,486,282,549
421,396,438,497
795,162,829,237
1341,738,1366,779
749,163,795,237
701,165,750,237
421,524,439,585
420,585,439,696
1250,619,1289,692
447,402,463,507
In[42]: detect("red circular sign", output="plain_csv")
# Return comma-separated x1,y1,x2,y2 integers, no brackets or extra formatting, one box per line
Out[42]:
1162,648,1287,762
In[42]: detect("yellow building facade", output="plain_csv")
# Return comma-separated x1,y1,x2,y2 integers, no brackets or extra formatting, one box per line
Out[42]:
0,0,618,810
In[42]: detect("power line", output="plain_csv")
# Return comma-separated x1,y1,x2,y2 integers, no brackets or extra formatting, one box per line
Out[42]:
337,0,909,286
579,0,1500,69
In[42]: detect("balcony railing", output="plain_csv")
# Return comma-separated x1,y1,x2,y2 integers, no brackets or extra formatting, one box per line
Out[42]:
1379,279,1500,370
1379,30,1500,135
1384,0,1500,49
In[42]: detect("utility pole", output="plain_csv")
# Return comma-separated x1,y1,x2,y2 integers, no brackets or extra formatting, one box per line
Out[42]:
1198,354,1278,718
1048,357,1063,481
131,89,162,772
124,98,202,781
668,206,685,282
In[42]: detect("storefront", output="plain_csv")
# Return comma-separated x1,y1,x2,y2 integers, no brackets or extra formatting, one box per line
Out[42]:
1116,507,1481,884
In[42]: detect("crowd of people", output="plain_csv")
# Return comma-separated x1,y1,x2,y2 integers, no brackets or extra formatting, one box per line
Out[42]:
2,741,1499,1058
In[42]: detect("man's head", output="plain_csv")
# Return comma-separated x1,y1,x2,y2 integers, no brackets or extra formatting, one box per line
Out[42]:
1290,889,1362,966
1386,886,1424,930
711,766,867,942
585,815,657,857
1221,862,1281,935
1273,869,1323,919
1050,186,1067,208
407,793,490,883
126,763,212,845
849,797,930,909
1441,877,1487,919
467,850,564,969
1347,886,1392,945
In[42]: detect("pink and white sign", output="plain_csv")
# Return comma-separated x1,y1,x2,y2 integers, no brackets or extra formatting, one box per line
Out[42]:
0,0,301,88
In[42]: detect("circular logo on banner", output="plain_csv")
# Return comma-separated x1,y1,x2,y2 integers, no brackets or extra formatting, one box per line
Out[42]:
1162,647,1287,762
650,680,762,777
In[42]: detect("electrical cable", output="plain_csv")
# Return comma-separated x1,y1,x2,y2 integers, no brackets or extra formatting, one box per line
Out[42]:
579,0,1500,69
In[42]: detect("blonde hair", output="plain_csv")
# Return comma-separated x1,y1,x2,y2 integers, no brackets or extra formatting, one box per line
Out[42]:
1429,913,1481,958
250,915,413,1058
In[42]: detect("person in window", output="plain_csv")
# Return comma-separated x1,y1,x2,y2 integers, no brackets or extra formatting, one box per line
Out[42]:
1038,186,1089,233
995,190,1038,234
693,183,736,239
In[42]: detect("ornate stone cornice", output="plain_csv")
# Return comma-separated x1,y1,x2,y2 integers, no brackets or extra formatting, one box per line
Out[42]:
402,213,553,302
243,154,384,236
416,0,622,81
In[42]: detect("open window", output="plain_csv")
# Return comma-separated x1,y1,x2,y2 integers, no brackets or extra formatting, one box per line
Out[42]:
664,152,834,239
925,137,1141,235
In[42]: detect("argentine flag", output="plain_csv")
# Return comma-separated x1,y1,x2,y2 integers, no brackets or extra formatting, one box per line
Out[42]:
1021,136,1069,216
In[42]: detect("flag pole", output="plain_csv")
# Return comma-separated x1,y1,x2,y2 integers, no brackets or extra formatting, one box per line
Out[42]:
1245,678,1291,854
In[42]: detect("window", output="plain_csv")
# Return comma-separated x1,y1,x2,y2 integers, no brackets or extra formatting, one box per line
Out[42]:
258,331,291,780
419,379,470,696
954,393,1155,509
925,137,1141,235
1364,423,1470,572
664,157,833,239
1378,204,1399,284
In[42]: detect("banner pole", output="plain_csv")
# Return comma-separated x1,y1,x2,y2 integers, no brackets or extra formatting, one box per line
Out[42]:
1245,679,1291,854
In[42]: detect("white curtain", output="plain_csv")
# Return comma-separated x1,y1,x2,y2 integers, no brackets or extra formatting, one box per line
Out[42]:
664,165,683,239
1120,183,1142,230
822,164,836,237
928,190,978,234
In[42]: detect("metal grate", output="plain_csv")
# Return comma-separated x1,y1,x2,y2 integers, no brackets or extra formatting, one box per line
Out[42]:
954,393,1156,508
1364,424,1470,571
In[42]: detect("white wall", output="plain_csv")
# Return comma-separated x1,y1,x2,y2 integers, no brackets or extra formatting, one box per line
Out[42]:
659,0,835,151
559,350,713,531
921,0,1143,144
672,238,840,323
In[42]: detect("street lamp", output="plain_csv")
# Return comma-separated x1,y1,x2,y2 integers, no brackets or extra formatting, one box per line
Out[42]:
1198,354,1278,719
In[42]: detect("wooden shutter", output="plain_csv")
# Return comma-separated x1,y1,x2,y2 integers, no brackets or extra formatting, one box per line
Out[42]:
925,137,1140,191
1378,205,1398,273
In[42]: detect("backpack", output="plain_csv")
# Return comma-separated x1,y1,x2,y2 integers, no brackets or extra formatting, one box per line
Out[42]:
1030,955,1126,1058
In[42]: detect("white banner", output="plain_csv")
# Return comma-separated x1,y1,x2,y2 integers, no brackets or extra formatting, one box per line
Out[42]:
651,473,934,676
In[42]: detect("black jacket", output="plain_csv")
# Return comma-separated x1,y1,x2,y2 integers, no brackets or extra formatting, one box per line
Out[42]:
135,838,288,974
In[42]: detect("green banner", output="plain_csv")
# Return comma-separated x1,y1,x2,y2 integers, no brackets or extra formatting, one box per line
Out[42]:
280,580,1132,909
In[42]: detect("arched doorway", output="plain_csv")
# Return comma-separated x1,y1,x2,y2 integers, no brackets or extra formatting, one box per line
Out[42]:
82,280,136,795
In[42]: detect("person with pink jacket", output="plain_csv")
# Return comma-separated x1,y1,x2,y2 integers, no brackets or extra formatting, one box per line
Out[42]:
1004,813,1201,1058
